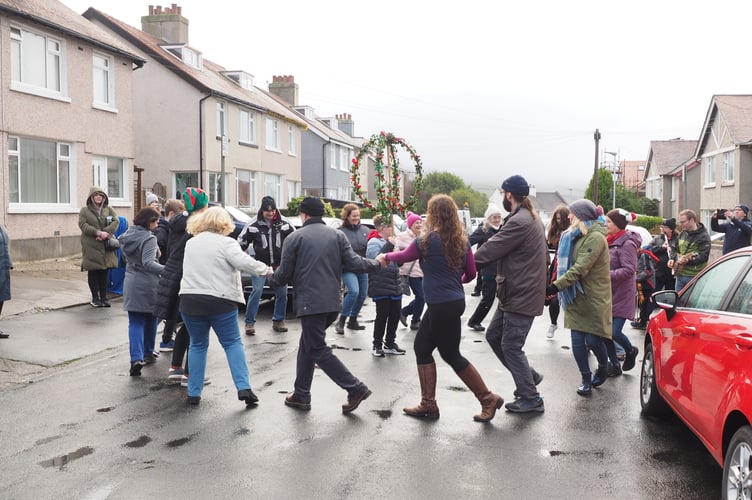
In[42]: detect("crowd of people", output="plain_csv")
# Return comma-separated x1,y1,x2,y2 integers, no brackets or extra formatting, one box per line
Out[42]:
69,179,752,417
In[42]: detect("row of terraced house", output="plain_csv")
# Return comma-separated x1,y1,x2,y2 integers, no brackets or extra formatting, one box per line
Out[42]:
0,1,390,262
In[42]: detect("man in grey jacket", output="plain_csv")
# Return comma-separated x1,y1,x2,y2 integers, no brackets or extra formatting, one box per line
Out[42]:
474,175,548,413
268,197,380,414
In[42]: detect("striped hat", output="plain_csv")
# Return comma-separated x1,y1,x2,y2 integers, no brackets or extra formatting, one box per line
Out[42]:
182,187,208,213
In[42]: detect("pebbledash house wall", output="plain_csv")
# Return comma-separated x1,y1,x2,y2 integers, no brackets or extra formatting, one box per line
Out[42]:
0,15,138,262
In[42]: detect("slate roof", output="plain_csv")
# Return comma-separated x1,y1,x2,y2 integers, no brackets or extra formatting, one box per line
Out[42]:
0,0,145,65
286,104,362,148
531,191,567,214
82,7,306,127
645,139,697,177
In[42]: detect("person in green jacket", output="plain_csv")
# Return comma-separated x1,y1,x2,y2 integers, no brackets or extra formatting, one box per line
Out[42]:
546,199,612,396
79,187,119,307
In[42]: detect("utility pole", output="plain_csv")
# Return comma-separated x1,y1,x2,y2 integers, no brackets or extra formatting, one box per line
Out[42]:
593,129,601,205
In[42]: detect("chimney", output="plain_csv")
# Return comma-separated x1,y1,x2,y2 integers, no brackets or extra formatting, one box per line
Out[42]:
335,113,355,137
268,75,298,106
142,4,189,44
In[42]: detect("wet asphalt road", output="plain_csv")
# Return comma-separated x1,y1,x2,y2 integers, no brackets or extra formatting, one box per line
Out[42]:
0,291,721,499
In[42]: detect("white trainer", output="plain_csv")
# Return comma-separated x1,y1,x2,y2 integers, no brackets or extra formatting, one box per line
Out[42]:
546,324,557,339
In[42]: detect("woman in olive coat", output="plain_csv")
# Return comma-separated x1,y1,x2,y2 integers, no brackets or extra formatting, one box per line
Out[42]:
79,187,119,307
0,224,12,339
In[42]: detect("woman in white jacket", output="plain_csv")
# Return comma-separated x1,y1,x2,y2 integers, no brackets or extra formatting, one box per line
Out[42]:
180,207,271,406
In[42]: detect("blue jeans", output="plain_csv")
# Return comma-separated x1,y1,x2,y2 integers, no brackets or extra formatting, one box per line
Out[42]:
245,274,287,324
570,329,608,375
606,317,634,365
675,275,692,292
181,309,251,398
128,311,158,362
400,276,425,324
341,272,368,318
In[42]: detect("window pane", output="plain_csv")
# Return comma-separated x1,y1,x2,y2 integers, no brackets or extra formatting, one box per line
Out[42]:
107,158,123,198
175,172,199,198
679,256,747,310
24,31,46,88
8,156,19,203
58,159,70,203
20,138,56,202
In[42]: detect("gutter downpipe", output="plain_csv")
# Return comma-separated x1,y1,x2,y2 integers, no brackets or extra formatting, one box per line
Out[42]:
198,94,212,190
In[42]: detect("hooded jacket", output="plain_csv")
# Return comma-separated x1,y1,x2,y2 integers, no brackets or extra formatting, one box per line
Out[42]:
119,225,164,313
608,230,641,320
237,207,295,267
78,186,119,271
366,230,401,297
671,222,711,277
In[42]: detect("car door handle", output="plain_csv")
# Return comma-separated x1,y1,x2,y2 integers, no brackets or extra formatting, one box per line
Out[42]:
736,334,752,349
681,326,697,336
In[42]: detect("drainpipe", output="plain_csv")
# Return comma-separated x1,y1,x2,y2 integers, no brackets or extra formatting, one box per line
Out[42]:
198,94,211,190
322,139,331,199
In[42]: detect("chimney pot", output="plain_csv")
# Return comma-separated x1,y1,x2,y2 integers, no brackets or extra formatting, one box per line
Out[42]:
149,5,154,15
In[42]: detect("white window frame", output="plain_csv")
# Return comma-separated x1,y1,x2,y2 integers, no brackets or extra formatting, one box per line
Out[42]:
10,24,69,102
8,135,75,209
92,156,126,202
209,172,227,203
264,173,282,202
722,151,735,183
340,146,349,172
286,180,300,205
216,101,227,138
670,176,677,202
92,52,116,111
288,125,296,155
265,118,280,151
237,169,258,208
704,156,716,186
239,109,257,145
330,143,336,169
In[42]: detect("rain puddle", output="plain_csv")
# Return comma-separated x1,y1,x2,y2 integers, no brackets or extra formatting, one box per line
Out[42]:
371,409,392,419
124,435,152,448
96,406,115,412
166,436,192,448
39,446,94,470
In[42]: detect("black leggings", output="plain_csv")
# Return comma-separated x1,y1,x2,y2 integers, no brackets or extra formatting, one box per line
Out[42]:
548,299,560,325
373,298,401,348
87,269,109,301
413,299,469,372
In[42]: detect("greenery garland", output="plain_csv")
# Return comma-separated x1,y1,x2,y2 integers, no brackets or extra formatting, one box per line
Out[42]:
351,131,424,221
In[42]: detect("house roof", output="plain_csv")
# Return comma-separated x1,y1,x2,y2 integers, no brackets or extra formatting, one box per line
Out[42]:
530,191,567,214
285,104,362,148
697,95,752,155
0,0,145,65
82,7,306,128
645,139,697,177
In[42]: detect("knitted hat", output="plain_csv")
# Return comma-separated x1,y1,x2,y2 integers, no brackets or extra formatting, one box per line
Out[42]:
406,211,422,229
484,204,502,220
661,218,676,231
145,193,159,206
501,175,530,196
606,208,637,230
182,187,208,213
299,197,325,216
736,204,750,216
261,196,276,211
569,199,598,222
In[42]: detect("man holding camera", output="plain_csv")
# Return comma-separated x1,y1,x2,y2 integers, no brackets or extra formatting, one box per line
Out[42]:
711,204,752,255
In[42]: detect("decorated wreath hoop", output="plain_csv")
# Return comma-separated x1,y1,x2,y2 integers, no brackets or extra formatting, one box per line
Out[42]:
351,131,424,221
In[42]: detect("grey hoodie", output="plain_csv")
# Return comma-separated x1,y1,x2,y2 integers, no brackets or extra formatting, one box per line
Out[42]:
119,225,164,313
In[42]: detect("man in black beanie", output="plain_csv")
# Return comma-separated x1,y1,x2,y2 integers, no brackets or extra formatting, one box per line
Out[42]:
268,197,380,413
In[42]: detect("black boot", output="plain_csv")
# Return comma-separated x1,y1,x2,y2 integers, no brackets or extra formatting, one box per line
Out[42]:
576,372,592,396
591,365,608,387
347,318,365,330
334,315,346,334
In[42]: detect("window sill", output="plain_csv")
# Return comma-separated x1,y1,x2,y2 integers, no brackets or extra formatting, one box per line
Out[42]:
8,203,79,214
721,181,735,187
703,183,717,189
288,152,297,157
239,141,258,149
92,102,118,113
265,147,282,154
10,82,71,103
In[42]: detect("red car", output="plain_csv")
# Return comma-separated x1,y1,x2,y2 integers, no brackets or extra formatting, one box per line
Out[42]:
640,247,752,499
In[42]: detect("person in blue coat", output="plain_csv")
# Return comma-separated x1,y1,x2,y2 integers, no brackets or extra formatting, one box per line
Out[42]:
0,225,12,339
711,204,752,255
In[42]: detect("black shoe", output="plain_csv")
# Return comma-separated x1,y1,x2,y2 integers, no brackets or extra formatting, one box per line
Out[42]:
238,389,259,405
514,371,544,398
129,360,145,376
0,332,9,339
577,383,592,396
622,346,639,371
143,353,158,364
470,291,481,297
186,396,201,406
90,299,103,308
399,314,408,327
608,362,622,377
347,319,365,331
630,321,646,330
467,322,485,332
505,396,544,413
410,321,421,331
100,299,111,308
591,366,608,387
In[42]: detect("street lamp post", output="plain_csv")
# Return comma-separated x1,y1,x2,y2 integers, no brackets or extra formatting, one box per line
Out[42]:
605,151,619,209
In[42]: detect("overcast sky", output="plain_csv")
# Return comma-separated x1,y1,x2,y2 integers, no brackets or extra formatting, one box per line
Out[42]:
60,0,752,199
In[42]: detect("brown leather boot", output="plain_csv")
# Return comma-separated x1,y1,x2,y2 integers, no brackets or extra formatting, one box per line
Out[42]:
403,363,440,419
457,363,503,422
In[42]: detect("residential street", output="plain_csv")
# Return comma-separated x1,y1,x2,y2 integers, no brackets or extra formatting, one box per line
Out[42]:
0,263,721,499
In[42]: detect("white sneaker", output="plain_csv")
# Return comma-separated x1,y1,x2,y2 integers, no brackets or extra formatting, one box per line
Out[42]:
181,375,212,387
546,324,557,339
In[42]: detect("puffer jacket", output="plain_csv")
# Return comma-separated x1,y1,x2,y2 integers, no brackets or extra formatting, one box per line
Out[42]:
339,223,370,257
395,230,423,278
608,230,641,320
553,223,612,338
268,217,380,316
154,212,191,321
119,225,164,313
79,186,119,271
366,231,401,297
474,205,548,318
237,208,295,267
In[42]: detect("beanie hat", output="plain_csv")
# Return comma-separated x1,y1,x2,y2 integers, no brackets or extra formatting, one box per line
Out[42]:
736,204,750,216
484,204,502,220
182,187,208,213
501,175,530,196
299,197,325,216
261,196,276,211
406,211,422,229
145,193,159,206
661,218,676,231
606,208,636,230
569,199,598,222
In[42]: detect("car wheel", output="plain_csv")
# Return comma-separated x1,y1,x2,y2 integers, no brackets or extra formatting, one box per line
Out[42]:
723,426,752,500
639,339,670,416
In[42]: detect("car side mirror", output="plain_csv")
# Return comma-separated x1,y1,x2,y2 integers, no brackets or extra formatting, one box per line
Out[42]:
652,290,678,321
